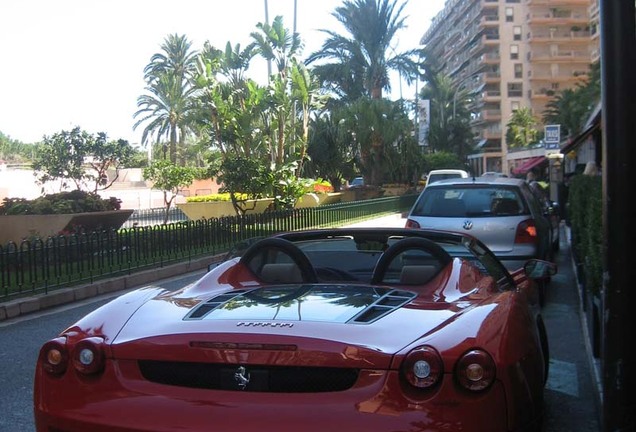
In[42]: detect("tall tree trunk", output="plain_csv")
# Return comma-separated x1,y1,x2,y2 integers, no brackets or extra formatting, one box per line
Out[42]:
276,108,285,165
169,124,177,164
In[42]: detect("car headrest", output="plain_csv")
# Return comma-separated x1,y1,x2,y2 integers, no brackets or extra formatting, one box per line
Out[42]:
399,265,439,285
260,263,303,284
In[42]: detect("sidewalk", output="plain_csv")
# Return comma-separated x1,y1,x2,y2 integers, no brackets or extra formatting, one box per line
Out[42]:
343,212,407,228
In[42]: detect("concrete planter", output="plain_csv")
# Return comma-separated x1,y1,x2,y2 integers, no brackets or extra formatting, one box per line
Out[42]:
341,188,384,202
318,192,344,205
295,192,343,208
381,185,409,196
0,210,133,245
177,198,275,220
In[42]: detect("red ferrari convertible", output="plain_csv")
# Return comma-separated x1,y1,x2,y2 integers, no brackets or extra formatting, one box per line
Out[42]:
34,228,556,432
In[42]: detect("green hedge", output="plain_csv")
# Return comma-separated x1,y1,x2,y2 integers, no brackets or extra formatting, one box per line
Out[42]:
568,175,602,295
0,190,121,215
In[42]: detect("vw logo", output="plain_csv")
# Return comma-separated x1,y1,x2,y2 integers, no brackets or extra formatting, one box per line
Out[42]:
463,220,473,230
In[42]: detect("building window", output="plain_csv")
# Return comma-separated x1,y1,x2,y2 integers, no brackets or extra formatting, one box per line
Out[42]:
514,63,523,78
508,83,523,97
510,44,519,60
513,26,522,41
506,7,514,22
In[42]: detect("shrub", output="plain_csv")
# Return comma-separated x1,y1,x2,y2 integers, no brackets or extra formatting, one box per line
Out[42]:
0,191,121,215
568,174,602,295
186,193,250,203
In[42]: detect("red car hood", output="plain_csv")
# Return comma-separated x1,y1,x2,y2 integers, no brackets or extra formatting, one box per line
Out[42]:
110,284,476,369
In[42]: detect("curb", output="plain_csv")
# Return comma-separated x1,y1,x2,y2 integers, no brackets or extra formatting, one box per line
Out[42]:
0,254,223,322
564,224,603,416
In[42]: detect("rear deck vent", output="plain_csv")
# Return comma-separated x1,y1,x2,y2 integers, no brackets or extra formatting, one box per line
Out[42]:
185,290,251,320
350,289,416,324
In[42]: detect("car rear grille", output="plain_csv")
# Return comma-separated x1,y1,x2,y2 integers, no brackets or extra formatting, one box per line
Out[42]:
139,360,359,393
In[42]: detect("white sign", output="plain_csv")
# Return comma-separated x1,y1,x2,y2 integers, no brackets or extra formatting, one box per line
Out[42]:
544,124,561,149
418,99,430,147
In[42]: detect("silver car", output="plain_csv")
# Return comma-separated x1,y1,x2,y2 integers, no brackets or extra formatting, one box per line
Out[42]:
405,177,560,274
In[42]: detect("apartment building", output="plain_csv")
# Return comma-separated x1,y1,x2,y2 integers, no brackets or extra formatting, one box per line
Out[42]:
420,0,599,175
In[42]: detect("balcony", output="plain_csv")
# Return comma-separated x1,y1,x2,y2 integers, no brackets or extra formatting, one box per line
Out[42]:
527,0,590,5
482,109,502,121
528,49,591,62
474,125,503,141
480,51,500,64
528,29,592,42
529,69,588,81
479,15,499,28
484,72,501,83
530,88,556,100
527,10,590,26
482,90,502,102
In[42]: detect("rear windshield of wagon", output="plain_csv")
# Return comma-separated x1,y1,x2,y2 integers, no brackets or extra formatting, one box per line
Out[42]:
412,185,530,218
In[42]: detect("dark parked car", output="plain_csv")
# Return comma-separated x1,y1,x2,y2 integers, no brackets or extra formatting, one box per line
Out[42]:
34,228,556,432
405,176,560,275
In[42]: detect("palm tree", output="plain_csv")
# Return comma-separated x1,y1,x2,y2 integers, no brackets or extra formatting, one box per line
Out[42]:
306,0,420,100
542,88,586,139
305,113,356,191
251,15,303,166
133,72,198,164
143,34,198,85
543,61,601,139
195,41,265,158
290,59,325,175
251,15,302,82
506,107,539,149
341,98,412,185
134,34,199,164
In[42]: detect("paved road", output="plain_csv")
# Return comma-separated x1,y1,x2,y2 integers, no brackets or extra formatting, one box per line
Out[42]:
348,214,603,431
0,215,601,431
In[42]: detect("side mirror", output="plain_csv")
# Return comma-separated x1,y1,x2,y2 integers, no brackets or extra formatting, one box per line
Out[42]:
524,259,558,279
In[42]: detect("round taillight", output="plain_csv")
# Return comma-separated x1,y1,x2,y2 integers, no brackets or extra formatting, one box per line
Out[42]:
456,349,496,391
401,346,443,389
72,337,105,375
40,337,68,376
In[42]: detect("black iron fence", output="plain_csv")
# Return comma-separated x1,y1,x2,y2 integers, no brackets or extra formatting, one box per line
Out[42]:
0,195,416,301
123,206,188,227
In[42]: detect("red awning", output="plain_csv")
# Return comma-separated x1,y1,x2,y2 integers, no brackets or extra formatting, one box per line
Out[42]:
511,156,547,175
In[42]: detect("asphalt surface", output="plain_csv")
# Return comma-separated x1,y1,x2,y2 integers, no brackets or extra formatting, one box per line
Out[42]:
0,214,602,431
348,215,603,431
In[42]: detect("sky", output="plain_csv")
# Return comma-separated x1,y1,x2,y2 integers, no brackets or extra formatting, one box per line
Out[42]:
0,0,445,146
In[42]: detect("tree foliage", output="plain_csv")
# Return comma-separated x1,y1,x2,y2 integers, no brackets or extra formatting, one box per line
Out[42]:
0,190,121,215
134,34,200,164
0,132,37,163
32,127,134,193
213,155,272,215
506,107,539,149
143,159,202,223
307,0,419,101
542,61,601,138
